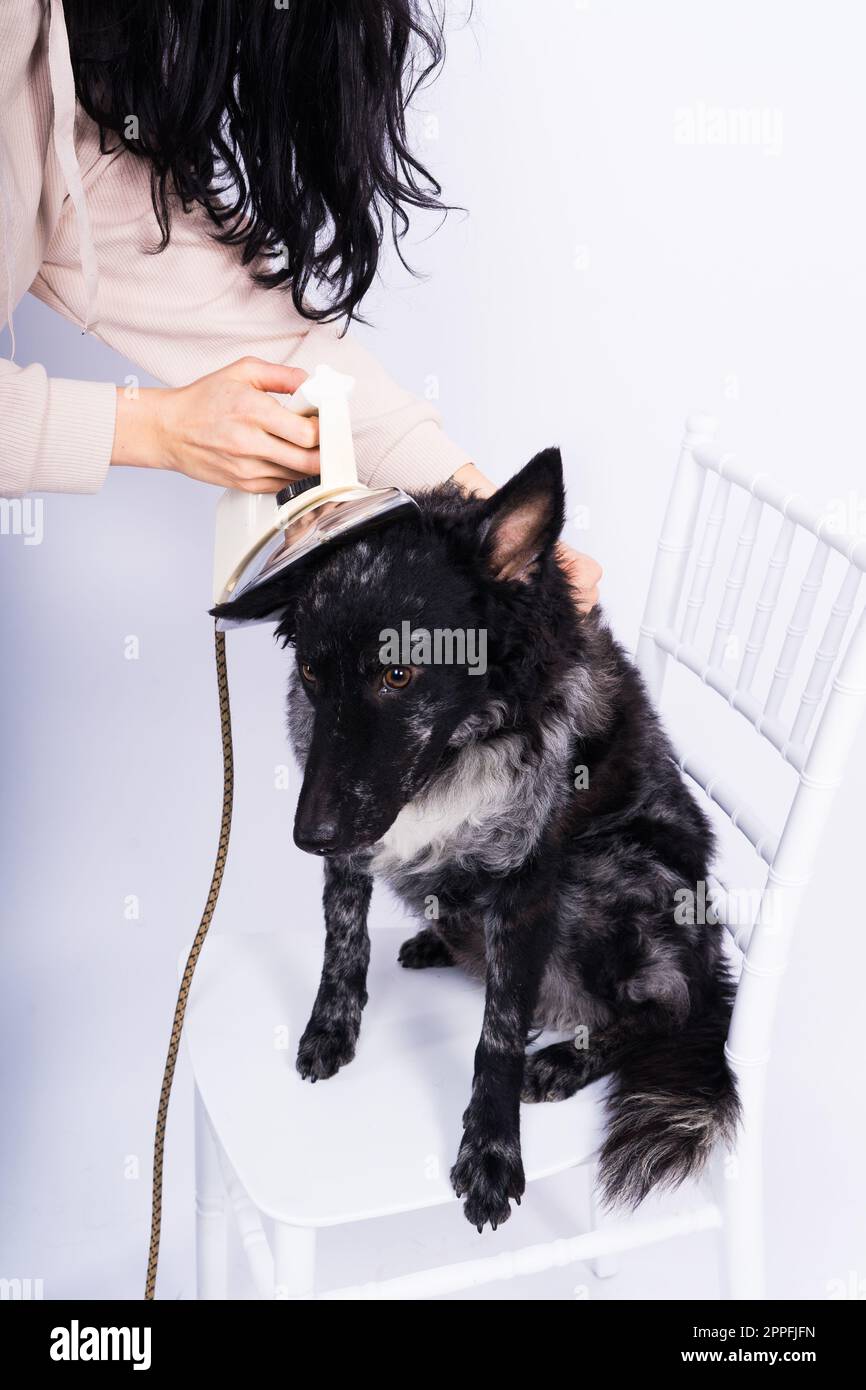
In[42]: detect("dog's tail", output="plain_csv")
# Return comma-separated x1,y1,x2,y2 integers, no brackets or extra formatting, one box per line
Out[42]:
598,995,739,1207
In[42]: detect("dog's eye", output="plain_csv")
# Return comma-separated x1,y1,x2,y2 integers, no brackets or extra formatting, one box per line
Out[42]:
300,661,317,683
383,666,412,690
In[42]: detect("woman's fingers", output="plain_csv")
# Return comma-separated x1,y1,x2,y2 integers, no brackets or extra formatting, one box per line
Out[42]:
240,429,321,476
556,543,603,614
231,356,313,397
576,584,600,615
235,473,305,494
252,393,321,453
210,461,309,493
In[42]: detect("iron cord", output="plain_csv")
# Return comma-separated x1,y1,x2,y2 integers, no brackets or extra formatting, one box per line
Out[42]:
145,623,234,1300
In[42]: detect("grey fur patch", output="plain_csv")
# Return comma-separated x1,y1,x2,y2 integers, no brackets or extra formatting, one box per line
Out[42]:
371,671,586,879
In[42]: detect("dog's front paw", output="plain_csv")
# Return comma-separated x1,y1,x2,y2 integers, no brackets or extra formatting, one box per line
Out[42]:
450,1131,525,1232
296,1019,357,1082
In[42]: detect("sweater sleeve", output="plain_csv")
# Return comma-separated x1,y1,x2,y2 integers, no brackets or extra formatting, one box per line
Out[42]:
0,357,117,496
29,117,473,493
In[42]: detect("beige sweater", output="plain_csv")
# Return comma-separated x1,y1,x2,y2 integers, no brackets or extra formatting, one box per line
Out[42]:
0,0,471,498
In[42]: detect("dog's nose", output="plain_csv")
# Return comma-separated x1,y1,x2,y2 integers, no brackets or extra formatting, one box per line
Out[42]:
294,820,340,856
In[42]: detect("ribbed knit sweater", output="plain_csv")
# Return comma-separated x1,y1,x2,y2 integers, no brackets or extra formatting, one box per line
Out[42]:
0,1,471,497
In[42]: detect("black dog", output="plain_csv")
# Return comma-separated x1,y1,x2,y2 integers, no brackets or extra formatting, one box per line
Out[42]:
215,450,738,1232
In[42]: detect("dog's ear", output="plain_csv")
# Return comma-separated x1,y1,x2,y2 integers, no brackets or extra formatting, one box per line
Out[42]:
210,570,299,641
479,447,565,583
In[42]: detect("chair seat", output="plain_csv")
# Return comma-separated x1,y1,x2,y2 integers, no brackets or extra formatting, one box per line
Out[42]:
184,926,606,1227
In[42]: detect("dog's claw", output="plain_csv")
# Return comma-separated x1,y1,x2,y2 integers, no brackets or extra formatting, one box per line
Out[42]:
451,1132,525,1233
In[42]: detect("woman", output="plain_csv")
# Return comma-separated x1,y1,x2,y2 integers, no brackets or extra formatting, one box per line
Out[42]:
0,0,600,606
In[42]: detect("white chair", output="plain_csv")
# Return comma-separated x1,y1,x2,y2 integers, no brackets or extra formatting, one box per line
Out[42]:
637,413,866,1298
184,414,866,1299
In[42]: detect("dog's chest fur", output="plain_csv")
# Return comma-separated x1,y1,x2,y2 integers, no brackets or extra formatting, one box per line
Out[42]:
368,687,577,886
366,701,627,1032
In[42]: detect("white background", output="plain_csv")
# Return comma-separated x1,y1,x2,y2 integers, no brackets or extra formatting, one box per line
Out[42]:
2,0,864,1299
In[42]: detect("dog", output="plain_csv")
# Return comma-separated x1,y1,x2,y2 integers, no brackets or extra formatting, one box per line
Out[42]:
215,449,739,1232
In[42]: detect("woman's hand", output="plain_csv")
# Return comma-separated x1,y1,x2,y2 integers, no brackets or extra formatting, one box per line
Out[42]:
111,357,320,492
555,542,602,615
452,461,603,615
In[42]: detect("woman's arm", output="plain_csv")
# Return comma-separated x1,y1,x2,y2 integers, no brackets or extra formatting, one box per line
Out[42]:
25,123,602,610
0,357,117,496
30,121,471,496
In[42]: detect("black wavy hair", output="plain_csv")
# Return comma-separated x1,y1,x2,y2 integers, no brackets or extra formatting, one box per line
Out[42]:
65,0,455,323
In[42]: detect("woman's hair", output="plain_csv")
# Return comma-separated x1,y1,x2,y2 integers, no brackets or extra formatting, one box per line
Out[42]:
65,0,454,323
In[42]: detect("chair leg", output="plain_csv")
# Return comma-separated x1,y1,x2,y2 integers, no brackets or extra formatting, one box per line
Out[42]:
718,1136,765,1299
194,1086,228,1300
588,1164,619,1279
716,1064,766,1299
273,1223,317,1300
224,1173,275,1300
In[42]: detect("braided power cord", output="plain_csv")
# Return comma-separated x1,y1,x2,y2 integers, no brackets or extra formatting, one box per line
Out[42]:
145,624,234,1299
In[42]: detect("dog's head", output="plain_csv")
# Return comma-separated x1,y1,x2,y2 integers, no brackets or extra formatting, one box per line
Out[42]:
213,449,569,854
